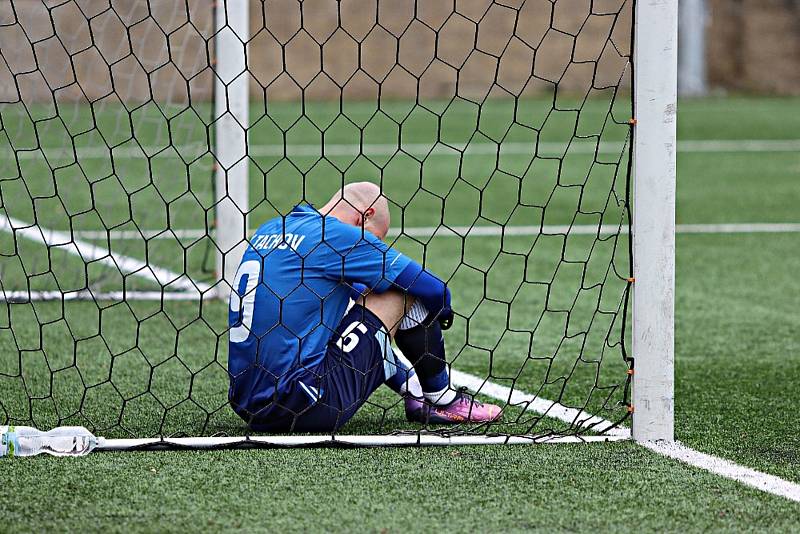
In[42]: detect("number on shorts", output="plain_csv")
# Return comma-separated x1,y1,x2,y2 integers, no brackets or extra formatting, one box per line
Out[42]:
229,260,261,343
337,321,368,353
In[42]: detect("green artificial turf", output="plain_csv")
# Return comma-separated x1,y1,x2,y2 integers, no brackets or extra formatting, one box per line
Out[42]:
3,443,800,533
2,95,800,531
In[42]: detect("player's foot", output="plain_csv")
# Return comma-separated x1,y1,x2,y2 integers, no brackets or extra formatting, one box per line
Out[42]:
404,390,502,424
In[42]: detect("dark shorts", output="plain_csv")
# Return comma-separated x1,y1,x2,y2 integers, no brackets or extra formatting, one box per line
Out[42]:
249,305,397,433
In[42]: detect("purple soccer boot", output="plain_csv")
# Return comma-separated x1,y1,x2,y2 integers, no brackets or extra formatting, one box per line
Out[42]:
405,390,502,424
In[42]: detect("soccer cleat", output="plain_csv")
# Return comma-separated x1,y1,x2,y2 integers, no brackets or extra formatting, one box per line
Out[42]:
404,390,502,424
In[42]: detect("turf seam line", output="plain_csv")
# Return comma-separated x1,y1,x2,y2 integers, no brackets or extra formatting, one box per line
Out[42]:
451,369,800,504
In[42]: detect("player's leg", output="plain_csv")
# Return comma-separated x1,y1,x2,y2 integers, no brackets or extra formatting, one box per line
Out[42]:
288,291,412,432
354,290,423,398
395,300,502,424
395,300,452,403
383,349,423,399
354,288,409,336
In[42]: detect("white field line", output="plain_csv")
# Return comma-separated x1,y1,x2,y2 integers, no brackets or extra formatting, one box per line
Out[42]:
642,441,800,504
68,222,800,241
450,369,630,438
450,369,800,503
14,139,800,160
0,290,207,302
0,214,210,294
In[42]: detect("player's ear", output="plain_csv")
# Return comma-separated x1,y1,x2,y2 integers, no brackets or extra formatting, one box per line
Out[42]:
363,207,375,222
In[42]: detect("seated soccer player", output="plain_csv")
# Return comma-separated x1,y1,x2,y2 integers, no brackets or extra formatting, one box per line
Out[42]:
227,182,501,432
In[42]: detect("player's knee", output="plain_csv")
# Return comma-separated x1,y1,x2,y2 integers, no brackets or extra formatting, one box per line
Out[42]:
357,290,413,335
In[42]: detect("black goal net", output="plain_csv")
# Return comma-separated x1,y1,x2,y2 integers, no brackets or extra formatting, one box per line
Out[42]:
1,0,634,442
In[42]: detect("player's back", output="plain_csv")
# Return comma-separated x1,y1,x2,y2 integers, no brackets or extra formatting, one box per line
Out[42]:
227,205,346,412
226,204,410,419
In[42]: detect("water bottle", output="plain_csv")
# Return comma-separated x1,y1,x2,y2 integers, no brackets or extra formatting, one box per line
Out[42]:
0,426,101,457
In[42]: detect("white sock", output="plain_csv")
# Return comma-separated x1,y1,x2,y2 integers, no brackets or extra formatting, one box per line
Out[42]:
424,385,458,406
399,373,423,399
399,300,429,331
394,351,423,398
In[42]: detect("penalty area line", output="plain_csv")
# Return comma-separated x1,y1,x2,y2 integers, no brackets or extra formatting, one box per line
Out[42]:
451,369,800,504
0,214,211,295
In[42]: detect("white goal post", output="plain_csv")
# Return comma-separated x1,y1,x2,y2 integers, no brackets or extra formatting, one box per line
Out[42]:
214,0,250,291
632,0,678,442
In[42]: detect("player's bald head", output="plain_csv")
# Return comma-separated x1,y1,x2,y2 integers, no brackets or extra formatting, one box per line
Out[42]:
322,182,391,239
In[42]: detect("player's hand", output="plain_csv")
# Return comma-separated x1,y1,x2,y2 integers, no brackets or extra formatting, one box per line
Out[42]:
438,309,454,330
438,286,454,330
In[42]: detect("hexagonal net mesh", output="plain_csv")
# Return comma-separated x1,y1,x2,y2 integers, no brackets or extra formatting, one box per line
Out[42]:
1,0,634,442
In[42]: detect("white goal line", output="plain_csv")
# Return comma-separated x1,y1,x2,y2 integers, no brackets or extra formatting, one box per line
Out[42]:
452,370,800,503
449,369,630,438
95,363,800,504
67,222,800,241
12,139,800,161
97,434,622,450
450,370,800,504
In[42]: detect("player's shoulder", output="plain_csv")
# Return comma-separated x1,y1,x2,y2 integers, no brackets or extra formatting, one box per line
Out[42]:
253,205,319,232
322,216,385,247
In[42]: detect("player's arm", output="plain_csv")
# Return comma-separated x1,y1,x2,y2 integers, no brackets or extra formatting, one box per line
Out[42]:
323,220,453,328
347,263,452,328
391,261,452,329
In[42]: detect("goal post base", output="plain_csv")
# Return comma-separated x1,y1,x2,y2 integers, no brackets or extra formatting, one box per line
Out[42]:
96,433,629,451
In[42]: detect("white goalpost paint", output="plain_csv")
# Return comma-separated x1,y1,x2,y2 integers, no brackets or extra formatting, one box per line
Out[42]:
631,0,678,443
214,0,250,293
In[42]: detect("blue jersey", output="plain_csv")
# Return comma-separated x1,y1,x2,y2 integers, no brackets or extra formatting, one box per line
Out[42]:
228,204,413,415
